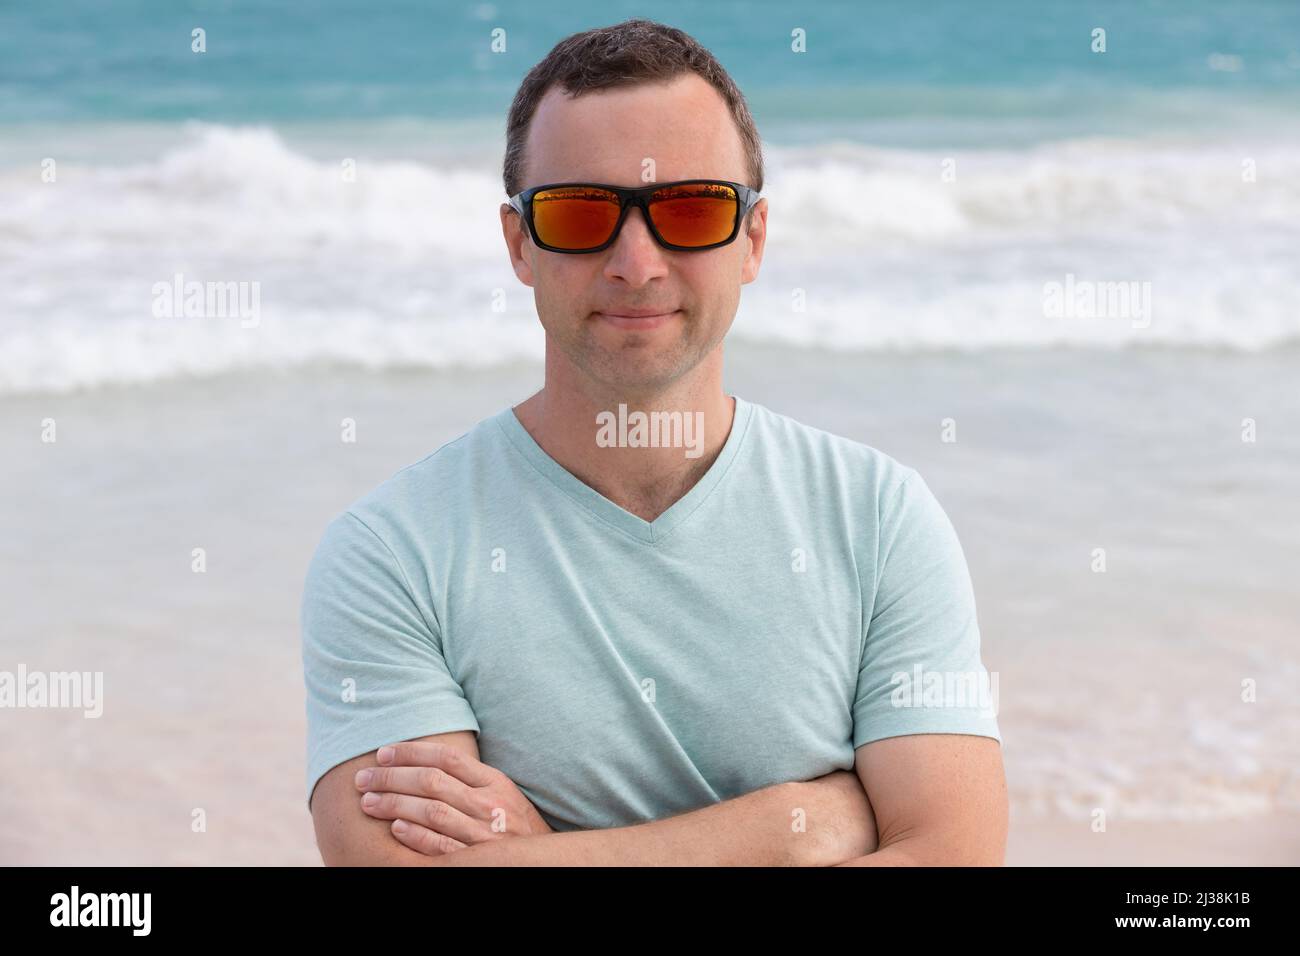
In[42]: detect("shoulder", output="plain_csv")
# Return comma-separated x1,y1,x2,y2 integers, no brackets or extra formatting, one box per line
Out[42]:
319,408,508,556
741,397,919,507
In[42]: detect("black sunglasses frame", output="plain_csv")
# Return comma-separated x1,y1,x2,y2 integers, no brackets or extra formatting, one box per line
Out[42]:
507,179,761,254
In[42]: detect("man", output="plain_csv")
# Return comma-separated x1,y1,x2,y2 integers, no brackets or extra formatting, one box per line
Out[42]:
302,18,1007,866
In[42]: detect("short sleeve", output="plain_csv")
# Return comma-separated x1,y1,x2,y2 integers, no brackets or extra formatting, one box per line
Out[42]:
852,471,1001,749
301,511,479,806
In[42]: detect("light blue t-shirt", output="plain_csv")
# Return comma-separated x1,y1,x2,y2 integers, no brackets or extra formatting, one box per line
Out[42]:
301,395,1000,828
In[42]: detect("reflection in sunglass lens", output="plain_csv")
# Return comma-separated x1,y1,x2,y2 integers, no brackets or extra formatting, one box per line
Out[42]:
531,186,621,250
649,183,738,247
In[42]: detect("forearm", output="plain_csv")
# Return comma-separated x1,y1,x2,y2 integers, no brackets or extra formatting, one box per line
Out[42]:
833,843,920,866
426,783,791,866
427,776,865,867
833,833,1003,867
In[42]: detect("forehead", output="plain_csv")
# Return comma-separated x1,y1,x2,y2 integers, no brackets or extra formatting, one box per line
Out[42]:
523,72,748,188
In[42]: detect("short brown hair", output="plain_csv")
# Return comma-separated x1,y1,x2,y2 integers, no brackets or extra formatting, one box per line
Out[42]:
503,18,764,200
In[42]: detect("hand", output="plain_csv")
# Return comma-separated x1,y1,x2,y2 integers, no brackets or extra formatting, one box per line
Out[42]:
355,739,554,856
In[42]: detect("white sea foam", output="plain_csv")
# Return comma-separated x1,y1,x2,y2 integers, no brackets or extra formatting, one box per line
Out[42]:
3,124,1298,394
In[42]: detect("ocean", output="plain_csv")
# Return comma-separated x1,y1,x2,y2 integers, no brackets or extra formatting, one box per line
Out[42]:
1,0,1298,863
4,0,1300,392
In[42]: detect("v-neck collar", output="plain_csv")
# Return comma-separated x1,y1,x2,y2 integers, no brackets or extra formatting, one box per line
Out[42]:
494,394,754,545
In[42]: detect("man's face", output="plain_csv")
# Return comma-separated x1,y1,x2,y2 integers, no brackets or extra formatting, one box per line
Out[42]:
501,72,768,393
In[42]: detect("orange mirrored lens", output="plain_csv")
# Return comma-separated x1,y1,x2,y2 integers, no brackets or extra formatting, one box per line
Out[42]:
532,186,621,249
648,183,738,247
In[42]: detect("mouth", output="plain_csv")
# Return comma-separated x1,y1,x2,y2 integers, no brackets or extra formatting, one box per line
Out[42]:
593,309,681,331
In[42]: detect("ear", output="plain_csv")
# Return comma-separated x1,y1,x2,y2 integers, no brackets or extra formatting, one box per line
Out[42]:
500,202,536,287
739,197,768,285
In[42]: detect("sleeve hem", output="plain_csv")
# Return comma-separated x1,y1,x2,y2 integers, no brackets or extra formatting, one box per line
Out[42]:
852,709,1001,750
306,707,481,808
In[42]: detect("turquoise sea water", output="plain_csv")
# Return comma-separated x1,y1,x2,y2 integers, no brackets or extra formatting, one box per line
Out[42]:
1,1,1298,392
5,0,1299,129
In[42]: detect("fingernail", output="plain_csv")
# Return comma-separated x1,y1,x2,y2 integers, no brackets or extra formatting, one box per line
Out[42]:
355,769,372,788
377,746,394,764
362,792,379,808
393,820,409,835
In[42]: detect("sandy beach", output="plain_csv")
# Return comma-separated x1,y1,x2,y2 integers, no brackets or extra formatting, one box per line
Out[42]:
1008,816,1300,866
2,341,1297,865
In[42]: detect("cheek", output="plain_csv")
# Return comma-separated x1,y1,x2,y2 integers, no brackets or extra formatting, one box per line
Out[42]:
568,268,600,314
534,262,595,326
680,259,737,319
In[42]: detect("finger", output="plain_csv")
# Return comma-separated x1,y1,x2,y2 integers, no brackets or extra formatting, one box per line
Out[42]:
391,818,467,857
376,740,497,787
360,790,488,845
355,765,478,815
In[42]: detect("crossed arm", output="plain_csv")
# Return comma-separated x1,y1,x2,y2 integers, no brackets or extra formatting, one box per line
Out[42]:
310,730,1007,866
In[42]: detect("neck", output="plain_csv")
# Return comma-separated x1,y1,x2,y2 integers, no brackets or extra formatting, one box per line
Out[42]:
512,347,735,523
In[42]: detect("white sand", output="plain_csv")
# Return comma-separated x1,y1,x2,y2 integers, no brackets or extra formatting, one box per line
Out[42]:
1008,814,1300,866
2,343,1298,865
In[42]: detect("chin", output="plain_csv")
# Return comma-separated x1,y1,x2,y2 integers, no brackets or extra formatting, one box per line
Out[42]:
594,355,699,394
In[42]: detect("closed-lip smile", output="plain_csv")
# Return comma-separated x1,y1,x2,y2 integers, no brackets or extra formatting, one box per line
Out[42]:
599,307,677,317
594,308,680,329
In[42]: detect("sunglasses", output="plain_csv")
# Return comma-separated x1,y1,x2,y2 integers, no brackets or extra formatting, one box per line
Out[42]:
507,179,761,254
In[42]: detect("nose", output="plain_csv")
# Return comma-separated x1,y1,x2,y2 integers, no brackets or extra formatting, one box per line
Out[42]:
602,205,670,286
